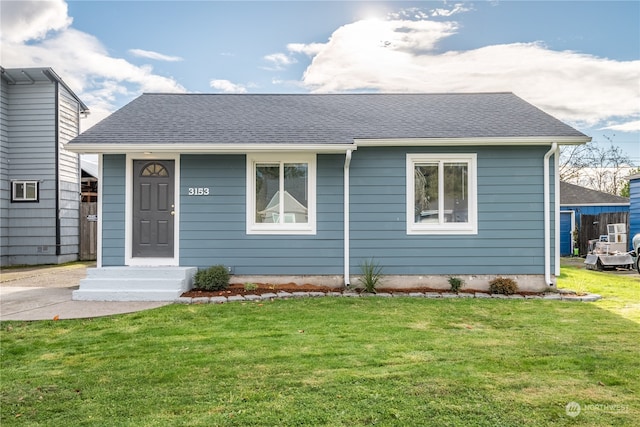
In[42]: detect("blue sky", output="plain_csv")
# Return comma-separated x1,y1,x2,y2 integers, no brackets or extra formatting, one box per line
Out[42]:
2,0,639,164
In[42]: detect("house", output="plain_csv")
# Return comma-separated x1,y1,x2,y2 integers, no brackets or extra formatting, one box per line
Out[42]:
629,173,640,252
559,181,630,256
66,93,590,300
0,67,89,266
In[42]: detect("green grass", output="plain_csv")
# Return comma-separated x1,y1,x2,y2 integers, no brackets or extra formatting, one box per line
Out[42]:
1,266,639,426
558,258,640,323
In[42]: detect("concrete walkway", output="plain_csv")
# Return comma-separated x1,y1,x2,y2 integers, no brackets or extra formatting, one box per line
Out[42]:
0,263,169,321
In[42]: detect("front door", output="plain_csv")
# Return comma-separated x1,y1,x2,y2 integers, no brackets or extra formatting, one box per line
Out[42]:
132,160,175,258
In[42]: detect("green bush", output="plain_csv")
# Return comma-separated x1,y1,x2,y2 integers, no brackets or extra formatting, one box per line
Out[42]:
194,265,230,291
244,282,258,292
448,277,464,293
489,277,519,295
357,258,383,293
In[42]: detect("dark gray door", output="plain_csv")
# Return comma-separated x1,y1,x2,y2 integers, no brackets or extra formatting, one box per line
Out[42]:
132,160,175,258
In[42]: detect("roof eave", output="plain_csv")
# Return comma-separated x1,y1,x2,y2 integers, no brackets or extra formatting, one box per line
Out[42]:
66,143,358,155
561,203,630,207
355,136,591,146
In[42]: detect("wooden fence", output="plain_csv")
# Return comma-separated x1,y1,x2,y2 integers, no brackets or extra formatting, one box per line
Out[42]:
80,202,97,261
578,212,629,255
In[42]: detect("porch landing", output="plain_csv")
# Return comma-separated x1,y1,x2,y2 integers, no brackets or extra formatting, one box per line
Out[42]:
72,267,197,301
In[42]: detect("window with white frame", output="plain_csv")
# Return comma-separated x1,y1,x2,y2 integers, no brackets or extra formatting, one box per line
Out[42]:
407,153,477,234
247,153,316,234
11,180,39,202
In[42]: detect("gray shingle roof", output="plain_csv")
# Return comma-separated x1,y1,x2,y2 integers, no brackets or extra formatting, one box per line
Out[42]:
560,181,629,205
69,92,588,147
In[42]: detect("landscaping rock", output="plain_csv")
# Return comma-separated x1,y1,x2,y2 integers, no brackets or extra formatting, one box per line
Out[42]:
424,292,442,298
210,296,227,304
292,292,310,298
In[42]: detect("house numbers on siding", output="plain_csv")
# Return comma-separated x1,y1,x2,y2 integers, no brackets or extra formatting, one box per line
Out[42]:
187,187,210,196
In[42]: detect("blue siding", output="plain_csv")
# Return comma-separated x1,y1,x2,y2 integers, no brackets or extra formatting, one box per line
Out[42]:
179,154,344,274
101,155,126,265
100,148,559,277
349,146,552,275
630,176,640,251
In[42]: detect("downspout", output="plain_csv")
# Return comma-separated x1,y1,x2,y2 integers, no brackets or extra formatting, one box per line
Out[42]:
344,150,353,286
543,143,557,286
554,149,561,278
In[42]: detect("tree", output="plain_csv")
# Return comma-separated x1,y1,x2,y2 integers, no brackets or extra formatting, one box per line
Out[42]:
559,139,633,196
619,168,640,198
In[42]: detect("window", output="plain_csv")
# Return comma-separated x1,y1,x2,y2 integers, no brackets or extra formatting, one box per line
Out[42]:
247,154,316,234
407,154,477,234
12,180,39,202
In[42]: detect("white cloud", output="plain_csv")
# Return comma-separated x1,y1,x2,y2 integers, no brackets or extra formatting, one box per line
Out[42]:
263,52,297,70
601,120,640,133
1,0,185,130
0,0,71,43
287,43,325,57
129,49,183,62
209,79,247,93
296,17,640,130
430,4,471,17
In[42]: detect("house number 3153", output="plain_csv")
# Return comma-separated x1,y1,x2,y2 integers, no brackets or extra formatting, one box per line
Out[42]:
188,187,210,196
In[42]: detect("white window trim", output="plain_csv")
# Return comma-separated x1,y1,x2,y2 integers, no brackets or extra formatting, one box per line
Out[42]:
11,180,39,202
406,153,478,235
246,153,316,235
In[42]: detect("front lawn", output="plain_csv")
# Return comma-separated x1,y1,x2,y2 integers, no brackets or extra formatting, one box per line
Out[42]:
1,267,639,426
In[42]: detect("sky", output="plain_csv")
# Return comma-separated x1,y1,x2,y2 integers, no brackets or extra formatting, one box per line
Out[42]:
1,0,639,165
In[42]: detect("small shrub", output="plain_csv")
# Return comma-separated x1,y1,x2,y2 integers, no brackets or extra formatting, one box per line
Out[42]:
489,277,519,295
244,282,258,291
448,277,464,293
194,265,229,291
358,258,383,293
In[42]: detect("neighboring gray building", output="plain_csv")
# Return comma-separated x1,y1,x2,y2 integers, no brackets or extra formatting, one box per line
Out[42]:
67,93,590,300
1,67,89,266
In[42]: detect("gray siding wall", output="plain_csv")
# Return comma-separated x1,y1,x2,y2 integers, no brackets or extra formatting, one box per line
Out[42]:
179,154,344,274
0,81,81,265
0,79,9,265
349,146,554,275
101,154,126,265
57,85,81,258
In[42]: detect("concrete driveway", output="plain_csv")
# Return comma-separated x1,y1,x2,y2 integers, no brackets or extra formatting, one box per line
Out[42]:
0,262,169,321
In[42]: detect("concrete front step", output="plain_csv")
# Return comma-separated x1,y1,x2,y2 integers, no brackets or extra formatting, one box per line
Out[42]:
73,267,197,301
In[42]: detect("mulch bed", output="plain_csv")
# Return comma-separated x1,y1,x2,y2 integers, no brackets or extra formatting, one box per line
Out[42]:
181,283,542,298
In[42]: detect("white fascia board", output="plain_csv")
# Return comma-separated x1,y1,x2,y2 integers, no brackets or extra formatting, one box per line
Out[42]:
67,143,357,154
561,203,629,207
355,136,591,146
